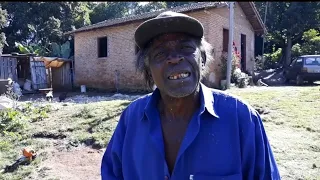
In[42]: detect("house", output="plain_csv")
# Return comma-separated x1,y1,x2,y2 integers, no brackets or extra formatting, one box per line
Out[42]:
66,2,266,92
0,54,74,93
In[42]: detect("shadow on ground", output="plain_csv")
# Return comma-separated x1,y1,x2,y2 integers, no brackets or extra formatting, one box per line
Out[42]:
254,68,320,87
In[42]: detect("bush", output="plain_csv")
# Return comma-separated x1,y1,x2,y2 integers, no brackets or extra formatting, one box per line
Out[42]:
292,43,302,59
263,48,283,69
301,29,320,55
0,103,51,133
220,52,240,80
0,109,27,133
254,55,264,71
72,106,94,119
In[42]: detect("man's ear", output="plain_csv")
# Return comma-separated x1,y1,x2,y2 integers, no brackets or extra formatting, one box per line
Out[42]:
201,52,207,65
201,61,205,70
201,53,206,70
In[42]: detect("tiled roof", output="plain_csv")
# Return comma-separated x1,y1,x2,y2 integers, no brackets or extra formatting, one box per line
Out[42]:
65,2,228,34
65,2,266,35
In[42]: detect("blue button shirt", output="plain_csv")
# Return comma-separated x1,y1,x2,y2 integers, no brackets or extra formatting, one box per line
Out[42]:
101,83,280,180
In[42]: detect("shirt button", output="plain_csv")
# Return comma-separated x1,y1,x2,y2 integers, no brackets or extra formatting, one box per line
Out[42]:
164,175,169,180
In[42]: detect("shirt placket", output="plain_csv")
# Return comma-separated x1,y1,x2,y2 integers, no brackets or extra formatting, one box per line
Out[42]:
170,109,202,179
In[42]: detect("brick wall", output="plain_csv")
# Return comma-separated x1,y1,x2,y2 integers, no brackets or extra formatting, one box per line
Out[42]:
74,2,255,91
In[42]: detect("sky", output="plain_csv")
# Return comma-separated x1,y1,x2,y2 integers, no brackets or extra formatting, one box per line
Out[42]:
138,2,150,6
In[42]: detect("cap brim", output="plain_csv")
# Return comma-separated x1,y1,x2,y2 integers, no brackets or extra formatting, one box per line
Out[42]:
135,16,204,48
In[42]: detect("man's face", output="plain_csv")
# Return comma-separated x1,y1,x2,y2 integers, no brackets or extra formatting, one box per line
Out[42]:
147,33,202,98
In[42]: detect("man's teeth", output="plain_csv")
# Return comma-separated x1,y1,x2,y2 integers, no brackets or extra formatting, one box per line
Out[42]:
169,73,190,80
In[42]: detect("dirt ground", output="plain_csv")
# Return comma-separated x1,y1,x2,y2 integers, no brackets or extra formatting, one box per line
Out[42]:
32,141,103,180
1,83,320,180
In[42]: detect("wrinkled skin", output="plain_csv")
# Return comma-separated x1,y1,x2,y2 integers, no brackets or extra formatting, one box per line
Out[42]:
148,33,203,98
147,33,204,174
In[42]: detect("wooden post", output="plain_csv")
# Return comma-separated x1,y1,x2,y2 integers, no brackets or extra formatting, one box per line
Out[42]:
226,2,234,89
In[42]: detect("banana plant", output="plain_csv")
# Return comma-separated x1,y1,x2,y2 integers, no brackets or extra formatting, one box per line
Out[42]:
50,41,71,59
14,42,50,56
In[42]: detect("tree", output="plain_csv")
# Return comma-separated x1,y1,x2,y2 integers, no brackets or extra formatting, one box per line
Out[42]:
300,29,320,55
89,2,137,24
255,2,320,67
133,2,167,15
0,4,8,52
166,2,195,8
0,2,92,54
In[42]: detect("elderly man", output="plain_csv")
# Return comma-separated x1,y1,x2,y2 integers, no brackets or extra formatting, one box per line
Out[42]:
101,11,280,180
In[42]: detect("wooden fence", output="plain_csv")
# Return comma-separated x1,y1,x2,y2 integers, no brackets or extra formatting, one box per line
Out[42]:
0,56,18,81
0,55,73,91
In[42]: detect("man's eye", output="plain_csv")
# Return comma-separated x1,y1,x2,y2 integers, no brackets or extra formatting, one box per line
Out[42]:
181,45,194,51
154,52,166,59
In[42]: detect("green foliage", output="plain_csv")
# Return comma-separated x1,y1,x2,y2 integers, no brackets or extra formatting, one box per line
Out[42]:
88,2,196,24
50,41,71,58
290,29,320,58
166,2,195,8
1,2,201,55
0,102,50,151
14,42,50,56
0,103,51,134
268,48,283,62
15,42,30,54
89,2,135,24
1,2,91,54
262,48,283,69
72,106,94,119
0,5,8,50
51,42,61,57
133,2,167,15
254,2,320,66
301,29,320,55
61,41,71,58
291,43,302,58
254,55,264,71
0,109,26,133
219,53,240,80
21,102,51,122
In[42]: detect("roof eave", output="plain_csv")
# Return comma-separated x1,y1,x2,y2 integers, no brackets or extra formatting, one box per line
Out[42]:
249,2,267,35
65,2,228,35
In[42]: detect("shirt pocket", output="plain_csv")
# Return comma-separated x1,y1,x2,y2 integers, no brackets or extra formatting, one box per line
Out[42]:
192,173,242,180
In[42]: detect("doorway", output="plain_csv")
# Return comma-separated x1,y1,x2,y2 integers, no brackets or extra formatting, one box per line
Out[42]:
240,34,247,71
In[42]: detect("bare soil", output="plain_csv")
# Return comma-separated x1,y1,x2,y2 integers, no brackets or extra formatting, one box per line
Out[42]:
33,142,103,180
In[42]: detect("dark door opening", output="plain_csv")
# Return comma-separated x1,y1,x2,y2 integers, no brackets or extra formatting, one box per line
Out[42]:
240,34,247,72
223,28,229,53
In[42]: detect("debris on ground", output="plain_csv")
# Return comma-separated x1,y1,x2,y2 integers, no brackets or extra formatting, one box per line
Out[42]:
257,79,269,87
2,148,37,173
20,93,142,105
0,96,13,110
253,68,286,86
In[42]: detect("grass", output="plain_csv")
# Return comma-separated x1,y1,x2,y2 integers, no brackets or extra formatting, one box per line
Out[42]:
0,103,51,180
227,85,320,180
0,85,319,179
0,98,131,179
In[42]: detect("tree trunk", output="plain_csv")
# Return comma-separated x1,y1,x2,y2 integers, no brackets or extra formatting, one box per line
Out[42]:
284,35,292,67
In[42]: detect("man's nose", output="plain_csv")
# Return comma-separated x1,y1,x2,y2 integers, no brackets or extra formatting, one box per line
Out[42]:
167,53,184,64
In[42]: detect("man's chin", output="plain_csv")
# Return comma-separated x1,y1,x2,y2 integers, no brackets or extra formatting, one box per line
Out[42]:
165,84,199,98
167,91,192,98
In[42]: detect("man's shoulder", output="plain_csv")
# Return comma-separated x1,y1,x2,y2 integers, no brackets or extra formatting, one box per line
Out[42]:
206,87,241,104
123,92,153,115
205,86,256,114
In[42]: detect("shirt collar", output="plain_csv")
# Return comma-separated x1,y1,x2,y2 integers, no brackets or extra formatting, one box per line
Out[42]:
199,82,219,118
143,83,219,121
